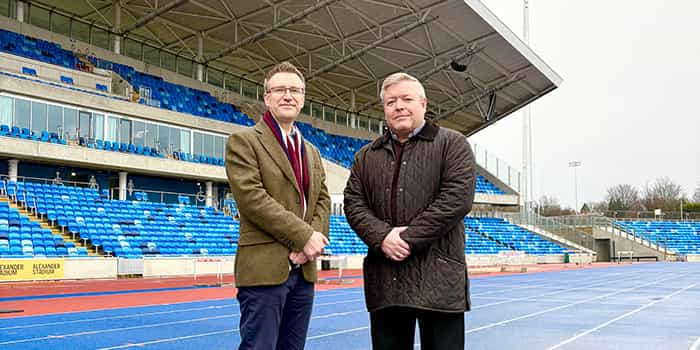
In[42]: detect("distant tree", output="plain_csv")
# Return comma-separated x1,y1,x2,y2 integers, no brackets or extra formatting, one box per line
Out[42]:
684,202,700,212
590,201,609,214
580,203,591,214
606,184,641,211
693,185,700,203
642,177,684,212
535,195,575,217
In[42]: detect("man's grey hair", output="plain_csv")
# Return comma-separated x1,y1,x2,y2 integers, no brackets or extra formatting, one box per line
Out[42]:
380,72,426,103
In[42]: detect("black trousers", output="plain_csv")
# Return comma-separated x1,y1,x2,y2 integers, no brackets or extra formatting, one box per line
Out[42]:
370,306,465,350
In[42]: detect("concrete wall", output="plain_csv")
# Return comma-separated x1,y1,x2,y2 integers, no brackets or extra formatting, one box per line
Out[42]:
593,226,670,260
0,52,112,92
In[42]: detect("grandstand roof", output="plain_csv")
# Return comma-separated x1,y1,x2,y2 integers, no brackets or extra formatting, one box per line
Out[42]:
41,0,562,135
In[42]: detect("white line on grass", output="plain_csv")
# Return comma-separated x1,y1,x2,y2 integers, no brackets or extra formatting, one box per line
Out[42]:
546,280,700,349
466,272,689,335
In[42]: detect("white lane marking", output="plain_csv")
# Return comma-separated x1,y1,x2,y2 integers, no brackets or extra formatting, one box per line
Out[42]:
97,329,238,350
0,304,234,331
472,273,644,309
0,314,237,346
306,326,369,340
547,280,700,349
98,309,369,349
470,270,638,297
466,272,688,334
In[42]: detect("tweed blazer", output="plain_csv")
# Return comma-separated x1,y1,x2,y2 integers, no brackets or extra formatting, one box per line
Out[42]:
226,122,330,287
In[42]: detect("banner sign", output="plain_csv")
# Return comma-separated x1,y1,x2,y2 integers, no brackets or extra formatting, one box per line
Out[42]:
0,259,65,281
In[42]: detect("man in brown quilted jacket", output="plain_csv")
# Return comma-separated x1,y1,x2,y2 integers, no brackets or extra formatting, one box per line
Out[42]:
344,72,475,350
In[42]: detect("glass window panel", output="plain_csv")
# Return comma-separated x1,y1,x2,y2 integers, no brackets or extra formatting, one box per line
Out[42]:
143,45,159,66
193,132,203,155
124,37,142,60
29,5,50,30
358,116,369,130
71,19,90,44
47,104,62,134
312,104,322,120
119,118,132,144
180,130,190,154
63,108,77,140
145,123,157,148
242,80,257,99
30,101,47,134
324,108,334,122
204,134,214,158
170,127,180,153
132,121,145,146
107,116,118,143
177,57,193,79
0,95,12,126
336,110,347,127
207,68,223,88
0,0,12,18
91,27,110,51
157,125,169,153
301,104,310,117
51,13,70,37
78,111,90,138
14,98,30,129
93,113,104,140
224,74,240,92
213,136,224,159
161,51,176,72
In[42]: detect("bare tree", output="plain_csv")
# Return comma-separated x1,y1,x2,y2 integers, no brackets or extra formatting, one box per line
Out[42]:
694,185,700,203
590,201,609,214
535,195,575,217
606,184,641,211
642,177,684,212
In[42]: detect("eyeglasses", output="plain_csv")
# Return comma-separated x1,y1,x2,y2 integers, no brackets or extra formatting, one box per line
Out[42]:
266,86,305,97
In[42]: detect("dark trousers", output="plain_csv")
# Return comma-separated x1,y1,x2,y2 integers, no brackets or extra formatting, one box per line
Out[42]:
237,268,314,350
370,306,465,350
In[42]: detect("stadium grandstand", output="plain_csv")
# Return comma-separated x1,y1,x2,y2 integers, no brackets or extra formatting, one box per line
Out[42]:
1,1,699,349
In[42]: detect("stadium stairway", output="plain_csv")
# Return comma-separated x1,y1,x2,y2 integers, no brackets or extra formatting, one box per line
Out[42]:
0,195,97,256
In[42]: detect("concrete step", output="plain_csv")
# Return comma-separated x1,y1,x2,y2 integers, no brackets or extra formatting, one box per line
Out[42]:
4,198,99,256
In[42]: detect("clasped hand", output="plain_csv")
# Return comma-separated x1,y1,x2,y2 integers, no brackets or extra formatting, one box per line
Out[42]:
382,226,410,261
289,231,328,264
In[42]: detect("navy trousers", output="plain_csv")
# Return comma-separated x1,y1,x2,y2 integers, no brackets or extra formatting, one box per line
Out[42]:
237,268,314,350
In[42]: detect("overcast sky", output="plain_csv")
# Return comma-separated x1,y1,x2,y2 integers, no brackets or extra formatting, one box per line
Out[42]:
468,0,700,209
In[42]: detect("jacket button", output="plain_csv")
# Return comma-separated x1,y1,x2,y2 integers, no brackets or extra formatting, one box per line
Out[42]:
392,277,397,281
402,161,406,165
399,188,403,192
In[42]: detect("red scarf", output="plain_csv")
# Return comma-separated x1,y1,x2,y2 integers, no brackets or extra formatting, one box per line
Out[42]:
262,111,309,206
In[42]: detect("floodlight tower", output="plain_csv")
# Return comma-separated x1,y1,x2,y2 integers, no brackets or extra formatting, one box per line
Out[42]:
521,0,533,222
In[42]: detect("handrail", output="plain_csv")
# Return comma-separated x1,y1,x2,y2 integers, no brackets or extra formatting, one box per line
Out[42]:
497,211,597,252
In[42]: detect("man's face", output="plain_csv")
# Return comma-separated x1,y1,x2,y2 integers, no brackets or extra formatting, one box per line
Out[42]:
383,80,427,136
264,72,305,124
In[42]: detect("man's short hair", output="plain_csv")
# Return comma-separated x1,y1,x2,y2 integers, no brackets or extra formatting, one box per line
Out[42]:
380,72,426,102
264,61,305,91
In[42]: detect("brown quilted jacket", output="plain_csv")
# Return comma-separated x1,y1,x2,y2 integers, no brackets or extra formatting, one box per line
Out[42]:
344,119,475,313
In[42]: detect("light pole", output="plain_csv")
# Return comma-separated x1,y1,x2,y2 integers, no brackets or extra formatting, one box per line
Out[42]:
568,161,581,214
